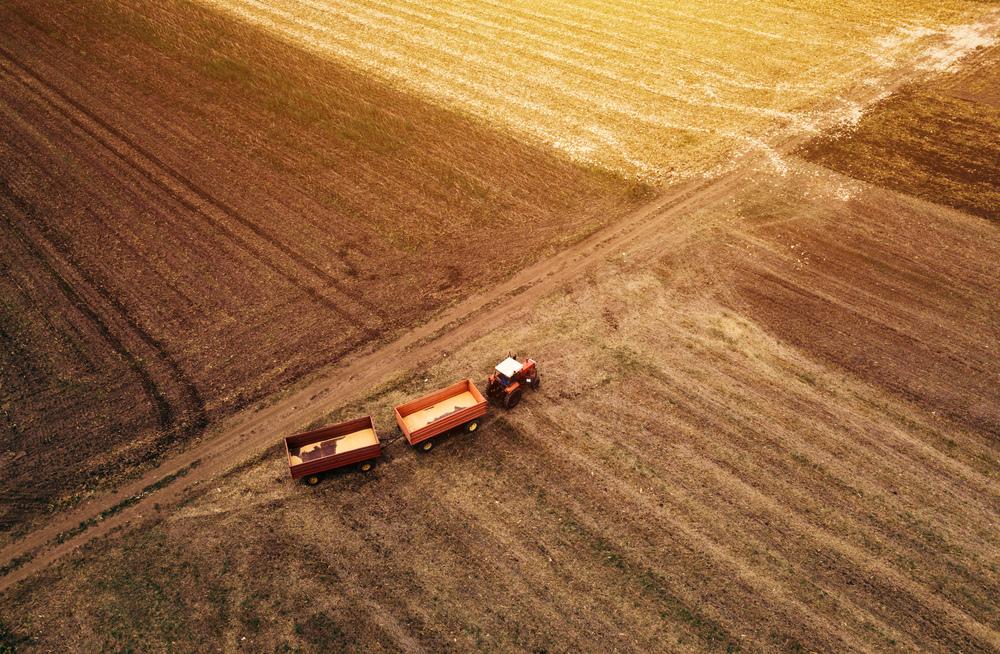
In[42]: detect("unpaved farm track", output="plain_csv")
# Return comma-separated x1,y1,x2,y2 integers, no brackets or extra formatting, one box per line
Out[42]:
1,11,995,598
0,147,729,594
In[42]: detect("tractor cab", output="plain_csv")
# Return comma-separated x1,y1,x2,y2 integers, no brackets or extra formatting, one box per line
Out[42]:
486,355,540,409
494,357,523,387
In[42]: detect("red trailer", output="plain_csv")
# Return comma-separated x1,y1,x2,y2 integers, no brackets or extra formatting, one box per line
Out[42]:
284,415,382,485
394,379,488,451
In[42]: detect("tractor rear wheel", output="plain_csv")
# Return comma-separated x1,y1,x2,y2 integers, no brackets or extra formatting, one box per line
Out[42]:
504,388,522,409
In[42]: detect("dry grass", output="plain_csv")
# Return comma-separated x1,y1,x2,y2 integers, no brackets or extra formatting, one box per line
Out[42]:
202,0,996,181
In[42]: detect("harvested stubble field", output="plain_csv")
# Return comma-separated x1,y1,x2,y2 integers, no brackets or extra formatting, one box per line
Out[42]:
3,147,998,652
2,0,1000,652
203,0,995,181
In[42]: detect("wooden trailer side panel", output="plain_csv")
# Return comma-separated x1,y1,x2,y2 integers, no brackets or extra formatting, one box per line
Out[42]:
408,404,486,443
284,415,381,479
395,379,487,445
287,443,381,479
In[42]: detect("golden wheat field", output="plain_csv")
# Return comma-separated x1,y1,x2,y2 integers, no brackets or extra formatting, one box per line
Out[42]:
201,0,995,181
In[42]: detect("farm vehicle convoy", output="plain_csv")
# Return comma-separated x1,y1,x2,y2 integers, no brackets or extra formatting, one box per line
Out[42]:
284,356,540,485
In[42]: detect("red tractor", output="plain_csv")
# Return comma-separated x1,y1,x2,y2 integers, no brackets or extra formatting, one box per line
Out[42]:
486,355,540,409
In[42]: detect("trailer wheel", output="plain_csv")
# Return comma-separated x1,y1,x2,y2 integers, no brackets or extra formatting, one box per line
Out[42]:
359,461,374,473
420,439,434,452
504,388,522,409
305,475,320,486
466,420,479,433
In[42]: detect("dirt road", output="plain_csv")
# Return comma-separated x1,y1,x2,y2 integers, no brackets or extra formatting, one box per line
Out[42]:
0,153,731,594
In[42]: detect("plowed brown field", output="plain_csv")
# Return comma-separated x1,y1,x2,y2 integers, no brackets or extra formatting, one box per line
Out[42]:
1,1,998,652
0,0,643,537
801,44,1000,221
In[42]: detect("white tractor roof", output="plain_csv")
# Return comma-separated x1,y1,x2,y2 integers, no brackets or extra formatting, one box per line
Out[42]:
495,357,523,378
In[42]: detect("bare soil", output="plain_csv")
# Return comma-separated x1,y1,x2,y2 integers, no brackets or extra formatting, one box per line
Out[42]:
800,44,1000,221
0,0,644,536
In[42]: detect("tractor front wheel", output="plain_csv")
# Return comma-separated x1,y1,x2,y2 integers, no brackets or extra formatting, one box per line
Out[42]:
530,376,540,391
504,388,522,409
